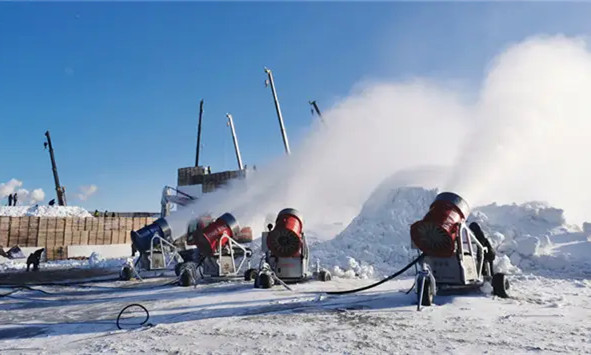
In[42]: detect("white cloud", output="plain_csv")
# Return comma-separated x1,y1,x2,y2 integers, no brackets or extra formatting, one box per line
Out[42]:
76,185,98,201
0,179,23,198
1,179,46,205
30,189,45,203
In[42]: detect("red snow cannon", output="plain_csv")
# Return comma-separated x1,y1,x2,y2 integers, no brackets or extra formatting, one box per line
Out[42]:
188,213,241,257
410,192,471,257
267,208,304,257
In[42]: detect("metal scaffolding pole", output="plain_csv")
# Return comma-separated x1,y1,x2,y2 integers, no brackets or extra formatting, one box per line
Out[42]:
264,67,291,155
44,130,67,206
226,113,244,170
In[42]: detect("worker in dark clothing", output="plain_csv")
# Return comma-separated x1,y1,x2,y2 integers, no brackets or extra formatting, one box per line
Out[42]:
27,248,45,271
8,193,13,206
13,193,17,206
469,222,496,275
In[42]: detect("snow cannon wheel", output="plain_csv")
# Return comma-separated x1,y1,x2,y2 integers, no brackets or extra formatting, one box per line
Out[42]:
418,275,434,306
119,265,134,281
244,268,258,281
256,272,274,289
179,269,194,287
492,273,510,298
178,262,198,287
318,269,331,282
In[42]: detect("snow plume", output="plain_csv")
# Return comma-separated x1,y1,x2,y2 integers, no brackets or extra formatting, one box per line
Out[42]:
76,184,98,201
1,179,45,204
169,35,591,239
447,36,591,224
168,82,467,238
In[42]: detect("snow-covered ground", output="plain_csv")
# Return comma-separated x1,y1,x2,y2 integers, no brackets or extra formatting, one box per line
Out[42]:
0,206,92,218
1,185,590,353
0,275,590,354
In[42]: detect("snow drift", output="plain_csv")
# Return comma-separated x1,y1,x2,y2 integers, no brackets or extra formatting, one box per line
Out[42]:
314,183,591,278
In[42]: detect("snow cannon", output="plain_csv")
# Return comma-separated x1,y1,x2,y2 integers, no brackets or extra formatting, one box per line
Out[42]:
253,208,331,289
187,213,240,257
177,212,254,286
131,218,173,253
410,192,510,310
266,208,304,257
410,192,470,257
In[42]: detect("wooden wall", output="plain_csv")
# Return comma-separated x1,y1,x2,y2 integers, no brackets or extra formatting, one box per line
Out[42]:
0,216,155,260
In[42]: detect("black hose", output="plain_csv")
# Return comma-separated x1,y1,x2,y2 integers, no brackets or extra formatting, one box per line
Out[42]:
326,253,423,295
116,303,151,330
0,285,54,298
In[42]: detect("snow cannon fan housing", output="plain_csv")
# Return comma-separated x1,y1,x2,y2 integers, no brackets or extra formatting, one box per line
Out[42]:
267,208,304,257
410,192,471,257
187,213,241,256
131,218,172,253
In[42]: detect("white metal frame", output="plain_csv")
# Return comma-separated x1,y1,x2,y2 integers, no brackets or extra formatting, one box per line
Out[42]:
213,233,251,277
147,233,182,271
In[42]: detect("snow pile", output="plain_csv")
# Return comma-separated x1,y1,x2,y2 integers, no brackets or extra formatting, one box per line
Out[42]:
314,181,591,278
313,186,437,277
0,253,128,272
472,206,591,277
0,205,92,217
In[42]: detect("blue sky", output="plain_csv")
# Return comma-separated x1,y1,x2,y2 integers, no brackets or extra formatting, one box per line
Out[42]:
1,2,590,212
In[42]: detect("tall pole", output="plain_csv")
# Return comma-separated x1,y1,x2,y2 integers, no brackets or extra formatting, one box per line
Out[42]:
264,67,291,155
309,100,327,125
44,130,67,206
226,113,244,171
195,99,204,167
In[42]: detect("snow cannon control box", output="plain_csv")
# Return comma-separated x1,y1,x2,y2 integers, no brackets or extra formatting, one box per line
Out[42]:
410,192,470,257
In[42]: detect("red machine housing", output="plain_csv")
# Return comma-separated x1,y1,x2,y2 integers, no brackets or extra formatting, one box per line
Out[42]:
410,192,471,257
267,208,303,257
189,213,240,256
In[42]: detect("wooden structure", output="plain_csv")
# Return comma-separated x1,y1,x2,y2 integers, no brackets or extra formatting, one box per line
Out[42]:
0,216,155,260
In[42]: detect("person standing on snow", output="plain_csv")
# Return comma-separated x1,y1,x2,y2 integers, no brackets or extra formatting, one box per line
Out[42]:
8,193,13,206
13,193,18,206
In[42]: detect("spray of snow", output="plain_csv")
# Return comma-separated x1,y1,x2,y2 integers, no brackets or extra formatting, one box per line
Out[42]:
76,184,98,201
447,36,591,224
167,82,467,239
164,35,591,249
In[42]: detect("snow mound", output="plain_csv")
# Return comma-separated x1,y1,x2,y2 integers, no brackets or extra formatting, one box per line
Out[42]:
313,181,591,278
313,186,436,276
0,206,92,217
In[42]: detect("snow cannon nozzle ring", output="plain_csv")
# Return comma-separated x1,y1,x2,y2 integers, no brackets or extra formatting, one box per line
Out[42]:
267,208,304,257
410,192,471,257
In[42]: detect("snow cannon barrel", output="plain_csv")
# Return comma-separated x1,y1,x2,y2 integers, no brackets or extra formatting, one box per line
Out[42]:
188,213,240,256
410,192,471,257
131,218,172,253
267,208,304,257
